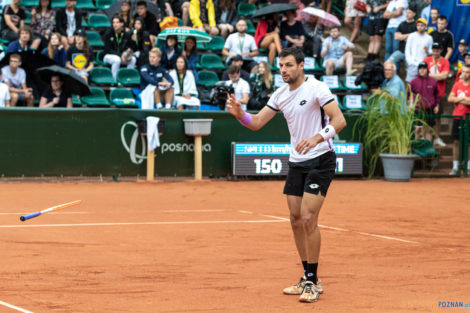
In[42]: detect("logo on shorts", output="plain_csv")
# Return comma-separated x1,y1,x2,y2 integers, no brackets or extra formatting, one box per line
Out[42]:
299,100,307,106
309,184,319,190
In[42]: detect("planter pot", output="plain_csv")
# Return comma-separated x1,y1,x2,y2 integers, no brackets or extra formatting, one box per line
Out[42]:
379,153,418,182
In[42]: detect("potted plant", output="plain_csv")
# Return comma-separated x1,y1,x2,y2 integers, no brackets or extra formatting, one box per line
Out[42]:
354,91,424,181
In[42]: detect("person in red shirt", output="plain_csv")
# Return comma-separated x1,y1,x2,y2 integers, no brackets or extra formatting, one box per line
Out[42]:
423,42,450,148
456,52,470,83
448,64,470,175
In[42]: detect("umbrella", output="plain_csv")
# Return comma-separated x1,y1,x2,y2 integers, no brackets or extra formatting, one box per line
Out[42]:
105,0,161,20
251,3,299,19
36,65,91,96
157,27,212,43
301,7,341,27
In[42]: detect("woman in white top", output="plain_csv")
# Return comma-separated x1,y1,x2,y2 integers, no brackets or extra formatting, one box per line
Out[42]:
169,56,200,110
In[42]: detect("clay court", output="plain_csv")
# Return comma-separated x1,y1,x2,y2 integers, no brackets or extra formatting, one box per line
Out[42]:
0,178,469,313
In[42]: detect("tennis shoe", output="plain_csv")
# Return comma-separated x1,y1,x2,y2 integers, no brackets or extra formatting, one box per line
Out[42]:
299,281,320,303
283,277,306,295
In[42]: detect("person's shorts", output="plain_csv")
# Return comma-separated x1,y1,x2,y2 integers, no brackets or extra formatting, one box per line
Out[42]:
437,97,444,115
323,57,345,69
451,118,464,140
283,151,337,197
74,69,89,77
367,18,387,36
416,108,436,127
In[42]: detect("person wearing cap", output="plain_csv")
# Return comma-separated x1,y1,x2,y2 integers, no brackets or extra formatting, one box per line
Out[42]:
423,42,449,147
456,39,469,71
223,19,258,73
448,64,470,175
409,61,439,141
383,0,408,60
404,17,433,82
222,55,251,83
55,0,82,49
386,6,417,71
456,51,470,83
430,15,454,60
65,29,94,83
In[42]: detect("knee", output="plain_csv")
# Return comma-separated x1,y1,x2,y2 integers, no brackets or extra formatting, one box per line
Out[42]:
269,42,276,50
300,212,317,233
290,212,302,229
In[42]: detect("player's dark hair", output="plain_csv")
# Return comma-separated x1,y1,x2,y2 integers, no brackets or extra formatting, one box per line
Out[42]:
227,64,240,75
137,1,147,7
279,46,304,65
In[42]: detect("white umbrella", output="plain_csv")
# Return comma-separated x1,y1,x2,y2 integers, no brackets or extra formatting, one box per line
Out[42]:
302,7,342,27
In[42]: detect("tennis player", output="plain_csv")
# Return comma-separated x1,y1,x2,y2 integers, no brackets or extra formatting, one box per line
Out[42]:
227,46,346,303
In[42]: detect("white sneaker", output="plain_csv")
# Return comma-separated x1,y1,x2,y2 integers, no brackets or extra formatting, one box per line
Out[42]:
165,103,172,109
449,169,458,175
433,138,446,147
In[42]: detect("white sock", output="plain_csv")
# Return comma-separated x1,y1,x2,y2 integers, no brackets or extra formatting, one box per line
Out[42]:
453,160,459,170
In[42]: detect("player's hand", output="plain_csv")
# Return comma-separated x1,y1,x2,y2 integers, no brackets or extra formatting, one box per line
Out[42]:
226,94,244,119
295,137,321,154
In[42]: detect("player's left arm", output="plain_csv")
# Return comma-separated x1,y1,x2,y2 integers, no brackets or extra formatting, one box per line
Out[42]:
296,100,347,154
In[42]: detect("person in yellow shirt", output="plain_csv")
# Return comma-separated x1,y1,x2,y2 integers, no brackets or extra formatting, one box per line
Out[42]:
189,0,219,36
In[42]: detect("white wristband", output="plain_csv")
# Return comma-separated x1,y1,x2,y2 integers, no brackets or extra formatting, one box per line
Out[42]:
318,125,336,141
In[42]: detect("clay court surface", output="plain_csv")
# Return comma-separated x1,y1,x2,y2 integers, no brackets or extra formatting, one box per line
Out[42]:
0,178,469,313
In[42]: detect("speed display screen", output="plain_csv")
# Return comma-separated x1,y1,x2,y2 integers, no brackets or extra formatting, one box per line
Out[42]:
232,142,363,176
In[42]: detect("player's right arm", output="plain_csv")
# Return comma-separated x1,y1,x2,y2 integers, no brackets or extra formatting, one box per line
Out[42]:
226,94,277,131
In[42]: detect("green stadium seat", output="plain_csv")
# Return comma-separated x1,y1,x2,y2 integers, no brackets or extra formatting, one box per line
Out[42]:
198,71,219,87
72,94,82,107
90,67,117,85
412,139,439,158
82,16,89,28
51,0,66,9
342,95,365,110
20,0,38,7
75,0,95,9
81,87,110,107
109,88,137,108
259,3,270,9
88,13,111,28
116,68,141,86
320,75,346,91
197,54,226,70
94,50,106,66
177,18,184,26
24,10,31,25
246,20,256,35
95,0,114,10
86,31,104,48
204,36,225,51
237,3,256,17
196,41,207,51
343,76,367,91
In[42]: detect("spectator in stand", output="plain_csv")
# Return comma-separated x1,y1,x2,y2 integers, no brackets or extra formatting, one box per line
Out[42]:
386,6,416,71
249,61,274,110
170,56,200,109
1,0,26,42
6,25,34,53
378,61,406,110
255,13,282,65
456,51,470,83
103,15,136,80
136,1,160,47
66,29,94,83
383,0,408,60
448,64,470,175
119,1,134,31
161,35,181,71
321,26,355,76
420,0,430,20
0,71,11,108
189,0,219,36
280,10,305,49
430,16,454,60
55,0,82,49
1,53,33,107
39,74,72,108
409,62,439,141
289,0,305,21
408,0,428,17
223,19,258,73
170,0,190,26
365,0,389,61
215,0,237,39
423,42,450,148
302,8,324,64
427,7,439,33
224,64,250,111
404,17,432,82
455,39,468,72
222,55,250,82
42,33,67,67
344,0,367,43
320,0,333,13
140,48,174,109
130,17,152,67
151,0,174,20
181,36,200,77
30,0,55,51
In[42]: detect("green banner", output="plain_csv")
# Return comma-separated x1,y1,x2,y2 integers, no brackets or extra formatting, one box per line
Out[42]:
0,109,358,177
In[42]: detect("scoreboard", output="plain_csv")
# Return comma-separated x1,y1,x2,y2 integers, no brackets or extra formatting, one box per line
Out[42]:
232,142,363,176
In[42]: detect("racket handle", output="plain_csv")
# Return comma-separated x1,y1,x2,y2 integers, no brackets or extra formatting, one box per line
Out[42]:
20,212,41,221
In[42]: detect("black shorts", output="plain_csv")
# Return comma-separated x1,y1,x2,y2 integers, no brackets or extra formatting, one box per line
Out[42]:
416,108,436,127
367,18,387,36
451,118,463,140
437,97,444,115
283,151,336,197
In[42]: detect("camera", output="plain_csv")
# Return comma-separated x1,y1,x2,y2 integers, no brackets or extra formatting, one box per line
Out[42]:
210,81,234,110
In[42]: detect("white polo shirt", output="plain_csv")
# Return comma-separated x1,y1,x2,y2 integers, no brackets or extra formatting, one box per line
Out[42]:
226,78,250,110
267,76,335,162
224,32,257,59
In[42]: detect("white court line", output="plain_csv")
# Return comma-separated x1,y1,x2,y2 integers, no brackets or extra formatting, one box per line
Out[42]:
0,300,33,313
357,232,419,244
0,212,87,215
0,219,286,229
163,210,225,213
238,210,253,214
